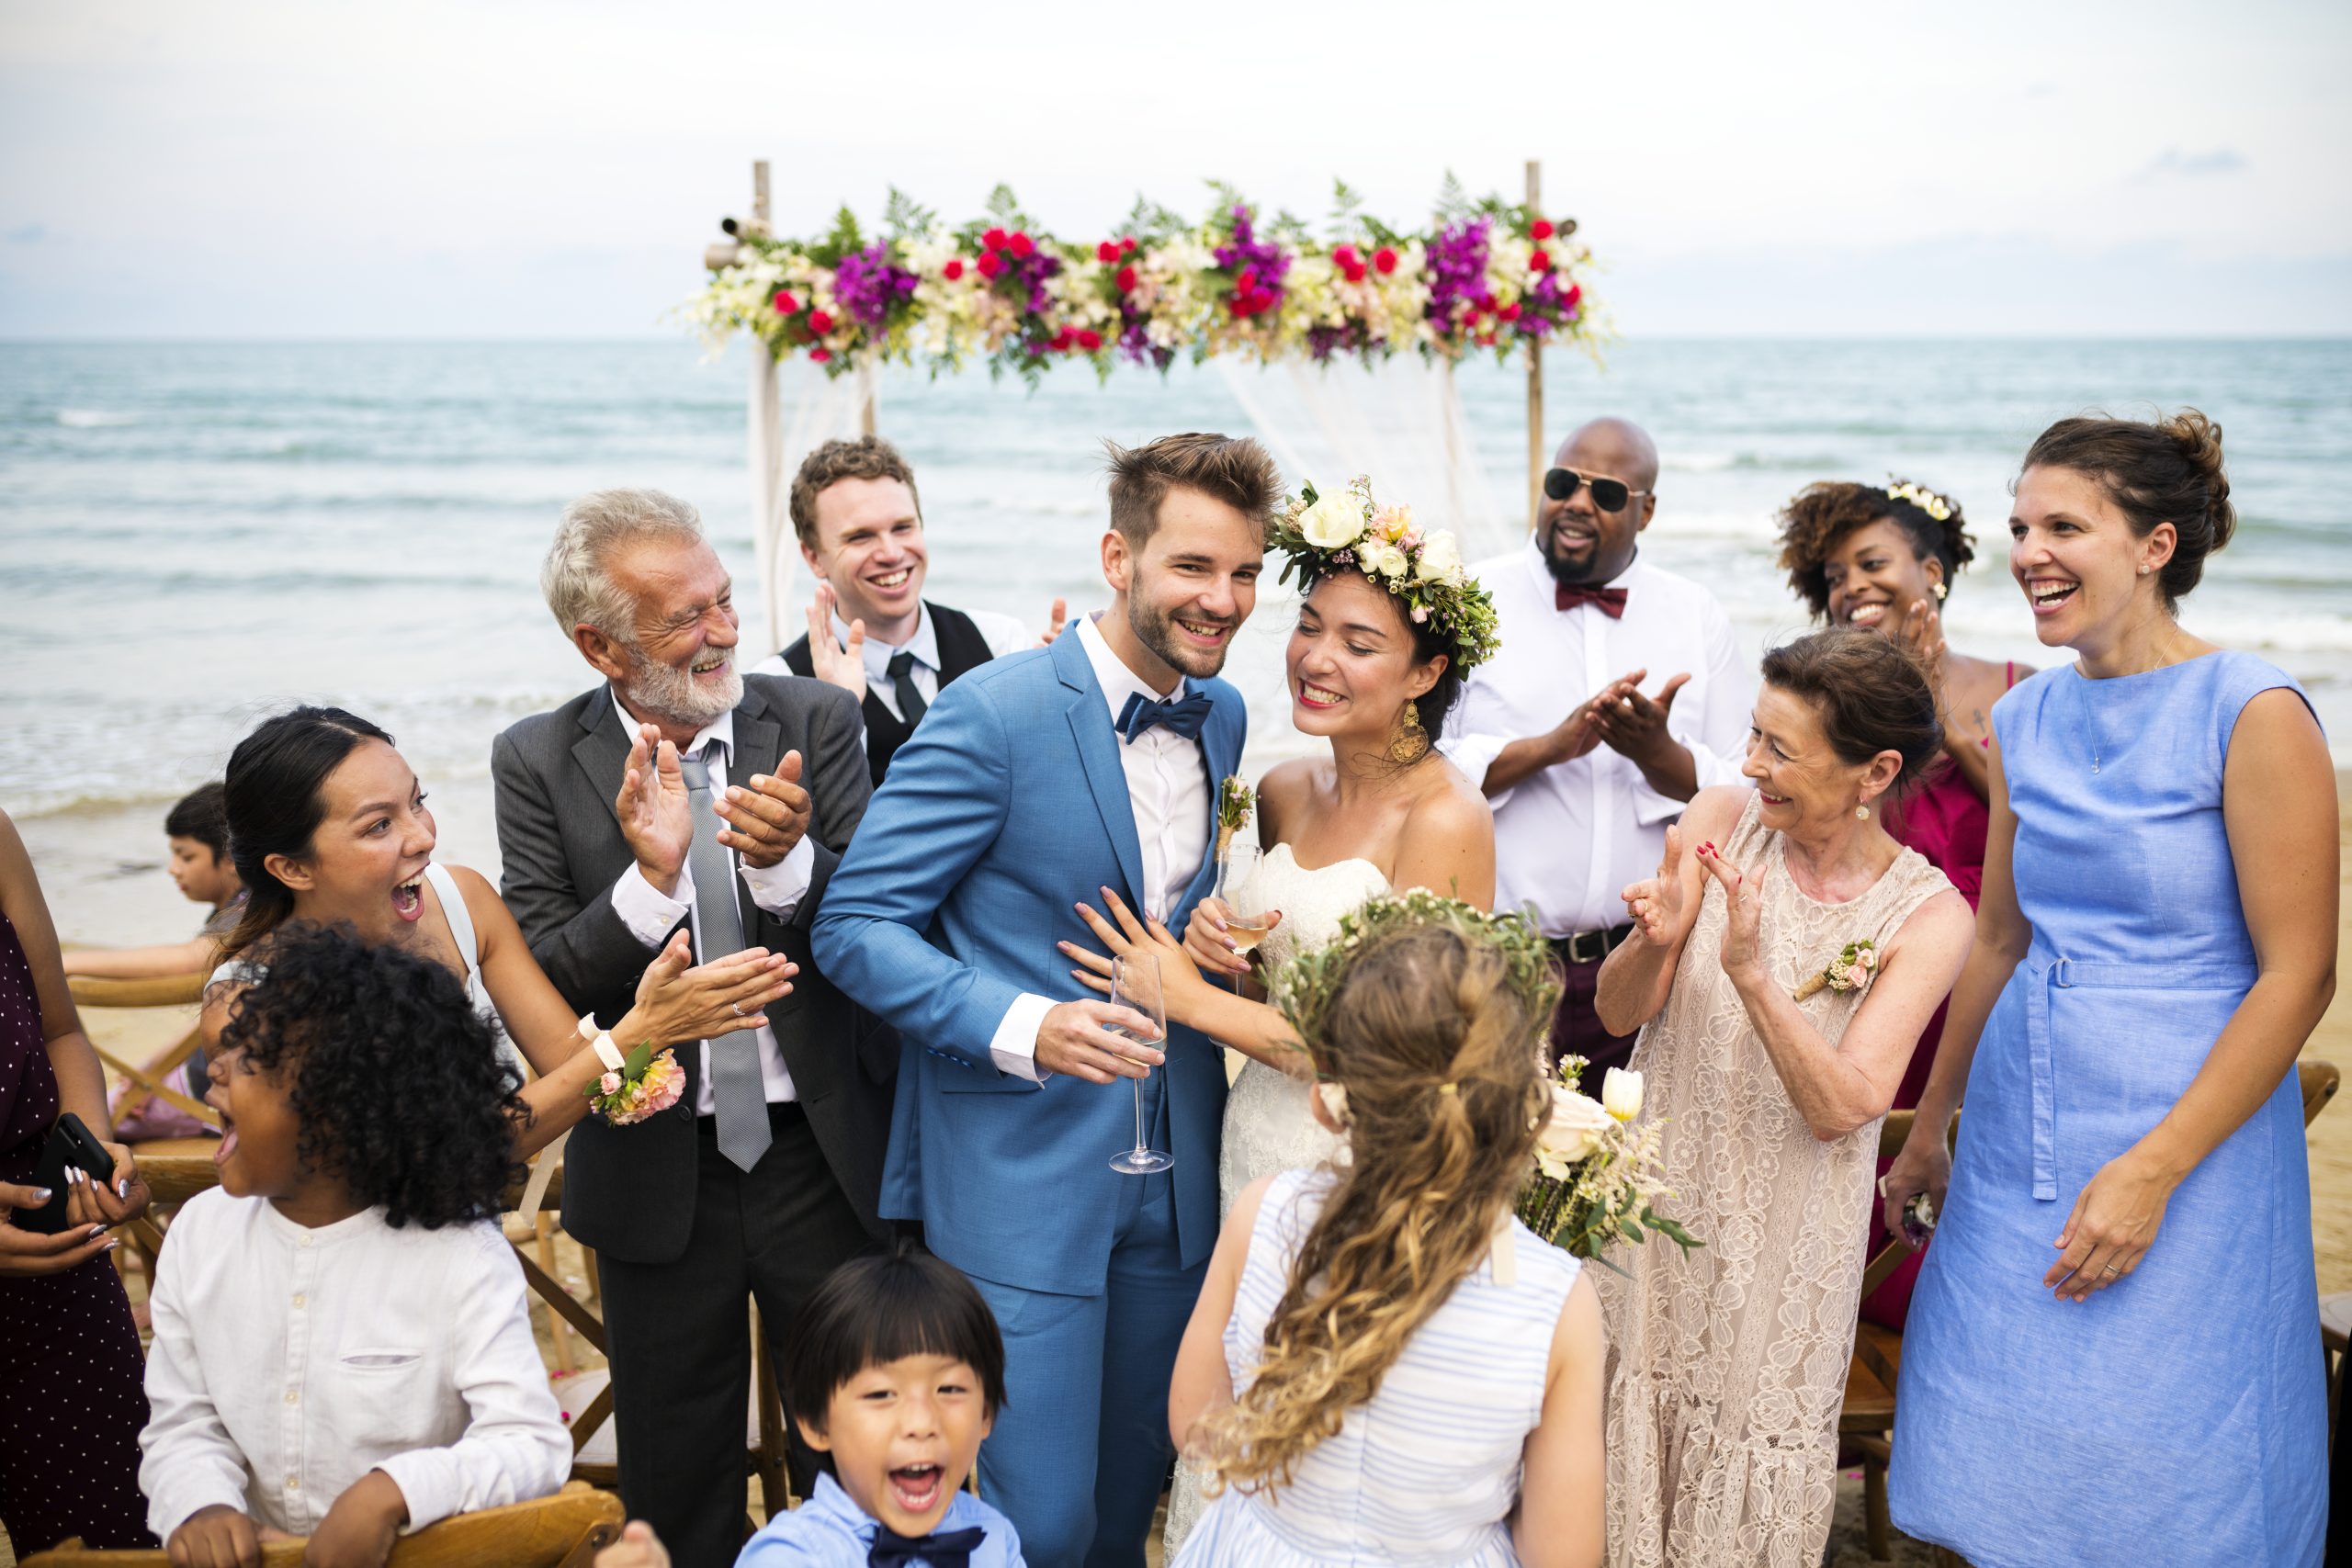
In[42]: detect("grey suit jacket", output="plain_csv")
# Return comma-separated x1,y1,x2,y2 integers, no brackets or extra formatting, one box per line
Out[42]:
491,673,891,1263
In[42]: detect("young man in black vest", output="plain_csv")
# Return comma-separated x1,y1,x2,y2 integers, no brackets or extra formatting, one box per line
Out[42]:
752,435,1057,784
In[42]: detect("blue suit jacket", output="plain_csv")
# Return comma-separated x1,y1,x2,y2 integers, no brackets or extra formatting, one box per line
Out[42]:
811,629,1241,1297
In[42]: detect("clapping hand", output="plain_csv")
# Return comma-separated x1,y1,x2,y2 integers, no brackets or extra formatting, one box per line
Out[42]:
805,582,867,698
1038,596,1069,646
1694,840,1765,987
715,750,811,868
1893,597,1948,682
616,725,693,897
1591,669,1692,763
1621,824,1692,948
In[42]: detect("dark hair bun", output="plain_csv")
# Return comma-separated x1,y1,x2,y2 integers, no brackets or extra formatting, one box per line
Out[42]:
2021,408,2233,606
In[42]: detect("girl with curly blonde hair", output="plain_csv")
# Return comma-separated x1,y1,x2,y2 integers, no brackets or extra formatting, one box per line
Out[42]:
1167,895,1604,1568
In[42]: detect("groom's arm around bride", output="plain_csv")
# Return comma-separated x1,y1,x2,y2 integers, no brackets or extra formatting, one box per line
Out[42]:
810,431,1282,1568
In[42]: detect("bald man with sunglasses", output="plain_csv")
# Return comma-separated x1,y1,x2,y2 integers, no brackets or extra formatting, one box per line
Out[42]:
1440,417,1751,1077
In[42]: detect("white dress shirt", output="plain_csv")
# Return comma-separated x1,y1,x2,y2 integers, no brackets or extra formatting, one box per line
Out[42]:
607,695,812,1110
1442,543,1752,935
141,1189,569,1540
750,603,1032,720
986,613,1210,1081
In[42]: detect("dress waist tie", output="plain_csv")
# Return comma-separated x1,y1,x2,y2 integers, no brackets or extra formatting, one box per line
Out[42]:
2021,952,2258,1201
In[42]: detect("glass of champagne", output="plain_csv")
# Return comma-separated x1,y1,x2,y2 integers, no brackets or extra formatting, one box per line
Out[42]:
1221,852,1274,970
1106,953,1173,1175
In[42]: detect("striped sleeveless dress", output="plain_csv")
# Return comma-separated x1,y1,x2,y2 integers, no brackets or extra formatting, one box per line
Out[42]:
1174,1167,1583,1567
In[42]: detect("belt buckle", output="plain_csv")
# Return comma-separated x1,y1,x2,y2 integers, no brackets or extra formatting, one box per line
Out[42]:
2050,957,2073,988
1566,929,1601,964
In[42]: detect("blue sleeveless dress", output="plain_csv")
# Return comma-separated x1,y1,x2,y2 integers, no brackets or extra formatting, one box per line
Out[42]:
1889,652,2327,1567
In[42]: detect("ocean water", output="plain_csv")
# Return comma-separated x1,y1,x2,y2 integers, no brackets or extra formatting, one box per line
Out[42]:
5,338,2347,943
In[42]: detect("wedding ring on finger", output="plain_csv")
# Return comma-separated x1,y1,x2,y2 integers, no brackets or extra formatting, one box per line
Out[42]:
729,1002,744,1017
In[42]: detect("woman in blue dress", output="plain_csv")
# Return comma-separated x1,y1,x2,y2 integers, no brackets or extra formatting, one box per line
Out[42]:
1883,410,2334,1565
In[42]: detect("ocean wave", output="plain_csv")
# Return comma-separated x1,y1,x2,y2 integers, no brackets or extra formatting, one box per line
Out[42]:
57,409,140,428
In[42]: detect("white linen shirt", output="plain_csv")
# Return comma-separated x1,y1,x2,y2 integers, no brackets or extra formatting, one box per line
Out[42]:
607,695,810,1111
751,604,1031,721
986,612,1210,1080
141,1189,569,1540
1442,543,1752,935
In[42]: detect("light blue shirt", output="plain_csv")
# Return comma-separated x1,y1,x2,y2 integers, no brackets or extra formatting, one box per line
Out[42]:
734,1472,1023,1567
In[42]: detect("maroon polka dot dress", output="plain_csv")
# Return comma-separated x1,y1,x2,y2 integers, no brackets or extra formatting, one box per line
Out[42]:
0,911,156,1550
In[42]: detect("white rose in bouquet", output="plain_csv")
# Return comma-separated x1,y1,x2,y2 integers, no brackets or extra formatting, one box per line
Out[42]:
1297,491,1366,548
1366,542,1410,581
1415,529,1464,583
1534,1082,1615,1175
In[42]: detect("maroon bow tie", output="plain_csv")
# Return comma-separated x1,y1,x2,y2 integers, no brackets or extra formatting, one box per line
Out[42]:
1555,583,1629,618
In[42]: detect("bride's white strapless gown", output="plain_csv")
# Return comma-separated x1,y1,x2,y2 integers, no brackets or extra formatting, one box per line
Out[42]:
1166,840,1389,1553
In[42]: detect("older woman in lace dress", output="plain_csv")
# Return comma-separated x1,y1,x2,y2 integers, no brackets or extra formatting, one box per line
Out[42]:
1590,629,1973,1568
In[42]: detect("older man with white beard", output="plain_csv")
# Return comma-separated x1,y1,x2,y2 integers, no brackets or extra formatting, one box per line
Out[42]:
492,489,890,1568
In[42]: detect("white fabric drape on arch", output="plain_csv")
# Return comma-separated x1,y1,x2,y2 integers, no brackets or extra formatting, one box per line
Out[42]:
1214,355,1514,566
746,350,877,659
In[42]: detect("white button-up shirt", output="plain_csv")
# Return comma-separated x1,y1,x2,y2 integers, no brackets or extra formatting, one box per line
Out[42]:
750,604,1032,721
1442,544,1752,935
141,1190,569,1540
986,612,1209,1080
607,696,812,1110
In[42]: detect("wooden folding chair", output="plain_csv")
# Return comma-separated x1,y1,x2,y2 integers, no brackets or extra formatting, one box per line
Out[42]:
23,1480,624,1568
67,972,219,1132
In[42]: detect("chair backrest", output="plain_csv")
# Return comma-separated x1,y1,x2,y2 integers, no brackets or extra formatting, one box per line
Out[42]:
67,973,209,1010
24,1483,624,1568
2300,1059,2338,1128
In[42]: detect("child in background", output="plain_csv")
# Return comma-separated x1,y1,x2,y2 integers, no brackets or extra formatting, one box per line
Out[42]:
64,782,246,980
736,1247,1022,1567
1169,894,1606,1568
141,923,569,1568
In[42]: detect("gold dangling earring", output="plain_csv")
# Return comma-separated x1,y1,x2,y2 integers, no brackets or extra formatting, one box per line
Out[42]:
1388,700,1430,765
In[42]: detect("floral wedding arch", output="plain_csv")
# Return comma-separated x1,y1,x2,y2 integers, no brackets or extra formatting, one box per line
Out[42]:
680,166,1596,652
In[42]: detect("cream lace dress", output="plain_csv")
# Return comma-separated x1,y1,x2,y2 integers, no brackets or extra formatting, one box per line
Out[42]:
1596,794,1948,1568
1164,839,1388,1556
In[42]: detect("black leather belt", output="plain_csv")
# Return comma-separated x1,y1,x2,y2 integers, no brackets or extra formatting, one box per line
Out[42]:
1550,924,1634,965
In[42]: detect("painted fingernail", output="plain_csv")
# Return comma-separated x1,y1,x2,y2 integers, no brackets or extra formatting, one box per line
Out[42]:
117,1179,130,1200
87,1224,107,1239
27,1186,51,1203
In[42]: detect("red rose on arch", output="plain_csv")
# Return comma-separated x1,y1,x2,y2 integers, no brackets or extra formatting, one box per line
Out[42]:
1529,249,1553,273
809,347,832,363
976,252,1004,280
773,289,797,314
1076,328,1102,352
942,259,965,281
1008,231,1035,259
981,227,1008,251
1564,283,1583,310
1498,301,1522,322
1332,243,1359,269
1096,240,1120,264
807,310,834,334
1120,237,1137,254
1114,265,1137,292
1530,219,1555,241
1373,246,1398,275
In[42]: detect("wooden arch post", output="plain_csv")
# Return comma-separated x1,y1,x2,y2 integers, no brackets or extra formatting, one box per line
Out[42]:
1525,158,1545,532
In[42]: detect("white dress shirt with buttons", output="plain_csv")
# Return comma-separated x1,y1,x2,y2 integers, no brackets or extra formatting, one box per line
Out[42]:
606,694,810,1111
749,604,1032,720
141,1189,570,1540
1442,543,1753,936
985,613,1210,1082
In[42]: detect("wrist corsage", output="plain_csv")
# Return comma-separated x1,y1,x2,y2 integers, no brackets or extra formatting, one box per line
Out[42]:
580,1027,686,1125
1793,939,1879,1001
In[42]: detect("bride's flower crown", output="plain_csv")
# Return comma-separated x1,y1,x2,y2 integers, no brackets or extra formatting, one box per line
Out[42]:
1269,477,1501,671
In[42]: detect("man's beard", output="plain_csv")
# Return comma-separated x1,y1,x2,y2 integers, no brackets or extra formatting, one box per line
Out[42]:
1538,519,1626,589
620,642,742,728
1127,590,1236,681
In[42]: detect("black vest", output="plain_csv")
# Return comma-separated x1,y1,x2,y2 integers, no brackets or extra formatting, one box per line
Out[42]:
779,601,997,786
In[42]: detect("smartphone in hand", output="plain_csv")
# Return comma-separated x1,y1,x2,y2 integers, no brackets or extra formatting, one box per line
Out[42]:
20,1112,116,1234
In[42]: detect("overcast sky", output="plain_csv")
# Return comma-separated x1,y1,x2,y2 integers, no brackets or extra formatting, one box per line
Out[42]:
4,0,2347,338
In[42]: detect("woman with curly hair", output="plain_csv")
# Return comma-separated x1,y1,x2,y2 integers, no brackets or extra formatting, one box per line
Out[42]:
203,706,791,1157
1167,894,1604,1568
143,923,571,1568
1775,479,2029,1325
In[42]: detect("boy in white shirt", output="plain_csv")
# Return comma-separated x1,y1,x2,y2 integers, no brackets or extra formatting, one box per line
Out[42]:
143,925,568,1567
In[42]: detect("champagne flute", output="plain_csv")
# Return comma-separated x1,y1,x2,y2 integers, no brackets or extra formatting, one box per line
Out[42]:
1221,852,1274,968
1106,953,1173,1175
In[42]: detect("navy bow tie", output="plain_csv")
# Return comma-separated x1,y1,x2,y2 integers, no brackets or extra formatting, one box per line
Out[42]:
870,1523,987,1568
1115,690,1213,744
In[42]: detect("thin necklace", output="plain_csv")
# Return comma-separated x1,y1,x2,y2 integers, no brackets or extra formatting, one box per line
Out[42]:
2079,626,2188,773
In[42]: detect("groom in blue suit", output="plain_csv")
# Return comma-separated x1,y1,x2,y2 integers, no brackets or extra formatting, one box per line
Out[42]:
813,433,1282,1568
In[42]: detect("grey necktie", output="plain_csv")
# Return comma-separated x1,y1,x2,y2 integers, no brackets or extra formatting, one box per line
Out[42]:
678,750,772,1172
886,649,928,728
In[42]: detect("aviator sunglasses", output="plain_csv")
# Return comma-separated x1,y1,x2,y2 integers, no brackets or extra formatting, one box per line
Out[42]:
1544,468,1651,513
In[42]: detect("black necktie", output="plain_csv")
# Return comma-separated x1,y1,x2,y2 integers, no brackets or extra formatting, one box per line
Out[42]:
869,1523,987,1568
1115,690,1213,744
887,649,929,728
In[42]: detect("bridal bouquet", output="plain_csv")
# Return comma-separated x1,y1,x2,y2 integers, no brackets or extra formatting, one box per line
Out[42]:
1515,1055,1701,1266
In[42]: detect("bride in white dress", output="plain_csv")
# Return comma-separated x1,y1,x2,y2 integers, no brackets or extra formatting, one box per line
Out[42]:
1068,520,1499,1552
